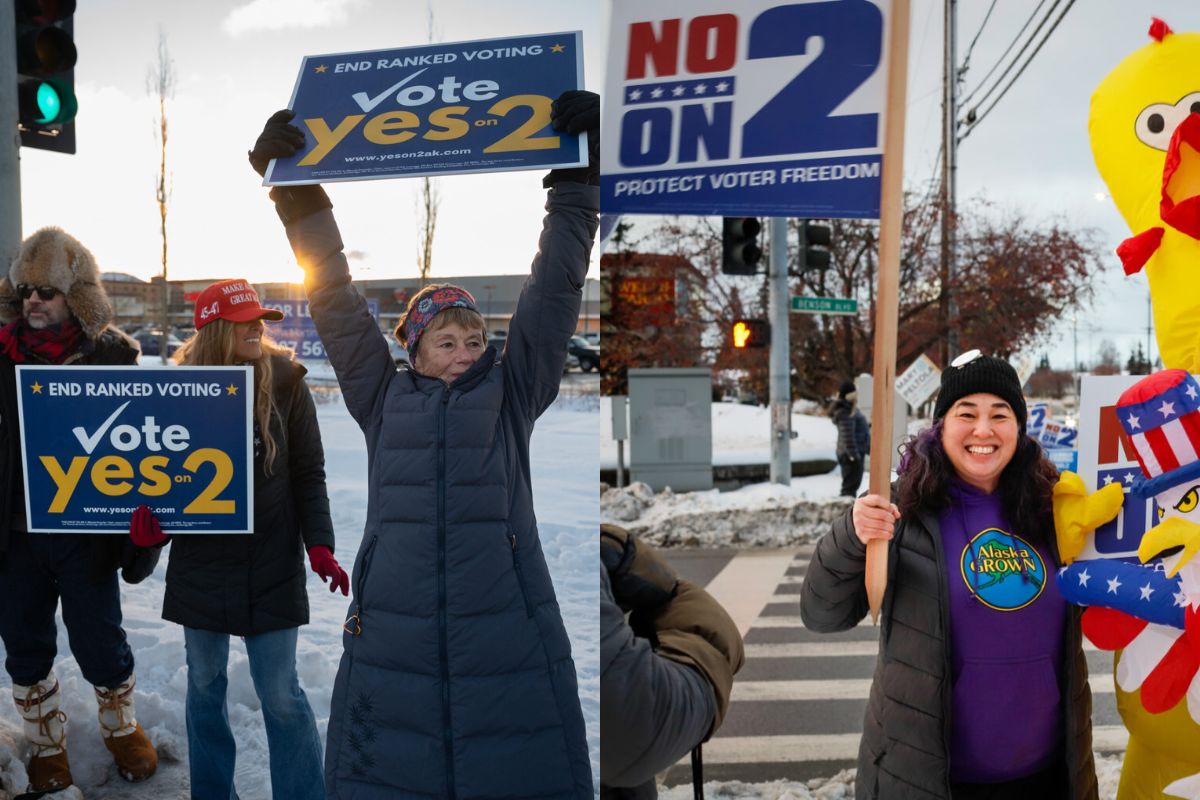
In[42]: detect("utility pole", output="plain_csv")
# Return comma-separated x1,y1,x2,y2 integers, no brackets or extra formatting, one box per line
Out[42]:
768,217,790,486
940,0,959,363
1146,290,1153,369
0,0,22,265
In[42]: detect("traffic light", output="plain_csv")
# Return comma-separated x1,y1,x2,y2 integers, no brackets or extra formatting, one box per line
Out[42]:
732,318,769,349
802,220,832,271
15,0,78,154
722,217,763,275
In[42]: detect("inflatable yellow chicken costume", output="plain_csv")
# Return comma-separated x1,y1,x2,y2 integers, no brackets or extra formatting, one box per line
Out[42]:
1091,18,1200,373
1057,20,1200,797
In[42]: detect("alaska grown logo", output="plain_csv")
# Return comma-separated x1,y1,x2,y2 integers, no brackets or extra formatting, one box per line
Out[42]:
959,529,1047,611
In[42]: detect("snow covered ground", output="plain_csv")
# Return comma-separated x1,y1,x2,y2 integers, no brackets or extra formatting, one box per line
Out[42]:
602,397,838,469
0,386,599,799
601,476,854,548
656,755,1126,799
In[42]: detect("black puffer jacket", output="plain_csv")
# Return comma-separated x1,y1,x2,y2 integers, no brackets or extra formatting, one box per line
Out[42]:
0,326,158,583
800,504,1097,799
162,355,334,635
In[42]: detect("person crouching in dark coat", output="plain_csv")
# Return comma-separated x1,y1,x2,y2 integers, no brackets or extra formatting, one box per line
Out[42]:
600,525,744,799
129,279,347,800
0,227,159,793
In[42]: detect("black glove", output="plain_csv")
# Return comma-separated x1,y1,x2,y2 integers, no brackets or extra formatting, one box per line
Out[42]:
544,90,600,188
249,109,333,225
248,109,307,177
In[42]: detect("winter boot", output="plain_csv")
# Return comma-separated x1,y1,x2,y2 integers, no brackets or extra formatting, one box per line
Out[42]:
95,674,157,782
13,671,72,793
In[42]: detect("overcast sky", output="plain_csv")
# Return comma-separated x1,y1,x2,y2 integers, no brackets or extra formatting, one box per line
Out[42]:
902,0,1200,371
17,0,607,286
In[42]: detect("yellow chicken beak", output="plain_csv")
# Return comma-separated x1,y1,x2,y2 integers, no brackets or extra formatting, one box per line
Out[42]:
1137,515,1200,577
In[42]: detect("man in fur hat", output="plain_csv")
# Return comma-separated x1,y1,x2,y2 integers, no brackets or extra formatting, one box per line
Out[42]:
0,227,158,792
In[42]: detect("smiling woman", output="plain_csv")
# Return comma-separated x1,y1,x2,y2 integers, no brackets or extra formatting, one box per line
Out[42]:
801,350,1100,799
151,276,348,800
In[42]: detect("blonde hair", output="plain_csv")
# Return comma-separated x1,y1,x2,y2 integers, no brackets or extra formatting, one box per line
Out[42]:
174,319,294,475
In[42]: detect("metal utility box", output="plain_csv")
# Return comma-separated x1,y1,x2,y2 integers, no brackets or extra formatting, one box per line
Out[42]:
628,368,713,492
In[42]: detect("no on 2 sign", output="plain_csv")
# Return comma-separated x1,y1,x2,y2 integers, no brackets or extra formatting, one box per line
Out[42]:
602,0,891,218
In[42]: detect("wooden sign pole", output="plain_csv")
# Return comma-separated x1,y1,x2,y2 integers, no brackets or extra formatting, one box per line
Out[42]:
867,0,912,624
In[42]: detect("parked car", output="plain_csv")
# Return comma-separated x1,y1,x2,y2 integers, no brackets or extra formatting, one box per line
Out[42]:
568,336,600,372
132,328,184,357
488,334,577,372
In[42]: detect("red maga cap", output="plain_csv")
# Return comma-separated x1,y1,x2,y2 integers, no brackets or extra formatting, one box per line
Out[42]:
192,279,284,330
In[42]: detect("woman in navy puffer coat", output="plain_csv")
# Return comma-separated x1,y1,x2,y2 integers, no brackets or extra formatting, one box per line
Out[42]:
250,94,598,799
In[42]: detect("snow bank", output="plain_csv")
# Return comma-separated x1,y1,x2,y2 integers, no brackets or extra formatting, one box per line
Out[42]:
601,478,853,548
658,754,1125,799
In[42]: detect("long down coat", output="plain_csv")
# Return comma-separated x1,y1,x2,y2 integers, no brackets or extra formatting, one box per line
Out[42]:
282,183,597,800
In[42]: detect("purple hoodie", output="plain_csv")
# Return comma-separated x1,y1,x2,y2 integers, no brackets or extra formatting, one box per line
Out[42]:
939,479,1066,784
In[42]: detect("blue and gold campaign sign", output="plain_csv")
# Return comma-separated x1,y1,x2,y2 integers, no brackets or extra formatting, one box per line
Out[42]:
15,366,254,534
602,0,890,217
265,31,587,185
262,298,378,361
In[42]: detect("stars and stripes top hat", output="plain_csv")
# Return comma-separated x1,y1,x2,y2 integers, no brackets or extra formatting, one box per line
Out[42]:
1117,369,1200,497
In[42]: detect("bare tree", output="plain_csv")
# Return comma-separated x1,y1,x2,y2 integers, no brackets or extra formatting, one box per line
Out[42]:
415,1,440,285
416,176,438,285
147,30,176,363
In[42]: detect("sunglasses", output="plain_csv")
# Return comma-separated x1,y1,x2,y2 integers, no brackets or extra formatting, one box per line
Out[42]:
16,285,61,301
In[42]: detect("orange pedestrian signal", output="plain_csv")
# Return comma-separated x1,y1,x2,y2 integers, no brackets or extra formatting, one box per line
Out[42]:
732,319,769,349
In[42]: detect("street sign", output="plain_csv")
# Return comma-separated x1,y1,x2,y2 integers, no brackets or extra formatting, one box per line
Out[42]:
895,352,940,408
790,296,858,315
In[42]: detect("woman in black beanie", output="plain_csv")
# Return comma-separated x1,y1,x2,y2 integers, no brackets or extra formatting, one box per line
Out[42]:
801,350,1097,799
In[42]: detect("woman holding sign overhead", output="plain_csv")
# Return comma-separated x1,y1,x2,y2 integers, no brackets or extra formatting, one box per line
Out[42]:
800,351,1097,799
247,90,597,799
129,279,349,800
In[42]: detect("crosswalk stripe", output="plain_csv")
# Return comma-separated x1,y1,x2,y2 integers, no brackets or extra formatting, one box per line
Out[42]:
745,639,1102,657
779,575,805,584
691,725,1130,765
751,615,876,629
731,675,1116,702
705,549,800,637
746,641,880,658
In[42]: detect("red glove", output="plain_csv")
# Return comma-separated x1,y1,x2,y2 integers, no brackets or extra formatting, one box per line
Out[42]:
129,505,169,548
308,546,349,596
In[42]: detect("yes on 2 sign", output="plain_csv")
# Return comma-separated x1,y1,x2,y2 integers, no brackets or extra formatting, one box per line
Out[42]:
267,32,587,185
602,0,889,217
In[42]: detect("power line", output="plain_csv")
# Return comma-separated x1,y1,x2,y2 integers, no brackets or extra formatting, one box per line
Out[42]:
959,0,1053,108
958,0,999,83
959,0,1075,142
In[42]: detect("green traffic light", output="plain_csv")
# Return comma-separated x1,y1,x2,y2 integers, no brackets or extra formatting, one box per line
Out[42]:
35,82,61,124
